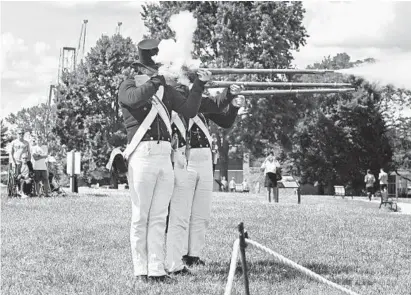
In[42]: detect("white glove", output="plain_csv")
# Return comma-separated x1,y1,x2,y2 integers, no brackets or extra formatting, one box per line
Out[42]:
197,69,212,82
232,95,246,108
229,84,244,95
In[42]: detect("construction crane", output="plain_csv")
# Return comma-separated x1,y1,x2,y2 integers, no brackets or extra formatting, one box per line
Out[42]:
56,20,89,85
57,47,76,85
76,19,88,65
115,22,122,35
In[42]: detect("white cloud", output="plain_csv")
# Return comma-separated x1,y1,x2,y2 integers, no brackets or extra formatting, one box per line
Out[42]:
1,32,29,74
294,1,411,68
34,42,51,55
1,32,29,53
1,93,46,119
303,2,395,48
1,33,59,118
14,80,33,88
50,1,98,9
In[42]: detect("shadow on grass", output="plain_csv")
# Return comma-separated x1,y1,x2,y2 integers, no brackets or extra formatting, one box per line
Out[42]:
207,260,374,287
83,193,110,197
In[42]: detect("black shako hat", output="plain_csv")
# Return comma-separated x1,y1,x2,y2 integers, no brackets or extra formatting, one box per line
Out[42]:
133,39,161,70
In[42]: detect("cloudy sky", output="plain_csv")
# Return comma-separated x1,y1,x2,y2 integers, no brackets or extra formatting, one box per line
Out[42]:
1,1,411,118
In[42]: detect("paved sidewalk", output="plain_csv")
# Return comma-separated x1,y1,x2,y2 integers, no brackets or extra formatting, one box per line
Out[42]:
355,197,411,215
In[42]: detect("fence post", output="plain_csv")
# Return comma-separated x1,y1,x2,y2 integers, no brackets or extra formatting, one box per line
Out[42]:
298,187,301,204
238,222,250,295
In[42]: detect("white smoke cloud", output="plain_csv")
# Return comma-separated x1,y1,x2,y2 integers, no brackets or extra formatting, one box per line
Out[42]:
152,11,201,85
337,52,411,90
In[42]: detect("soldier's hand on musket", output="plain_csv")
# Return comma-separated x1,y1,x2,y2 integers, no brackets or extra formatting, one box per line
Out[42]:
197,69,212,82
230,84,244,95
150,75,166,87
232,95,245,108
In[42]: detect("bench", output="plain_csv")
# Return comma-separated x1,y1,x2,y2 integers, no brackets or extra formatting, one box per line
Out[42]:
378,191,398,212
333,185,353,199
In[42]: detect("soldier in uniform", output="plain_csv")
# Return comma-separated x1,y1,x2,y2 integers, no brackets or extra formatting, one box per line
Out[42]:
165,81,244,275
117,38,211,283
182,93,245,267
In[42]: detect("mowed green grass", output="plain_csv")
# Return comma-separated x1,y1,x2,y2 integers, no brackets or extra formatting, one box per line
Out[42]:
1,188,410,295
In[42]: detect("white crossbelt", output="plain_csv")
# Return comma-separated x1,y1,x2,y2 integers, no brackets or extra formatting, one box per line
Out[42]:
123,76,171,161
171,112,186,141
189,115,212,147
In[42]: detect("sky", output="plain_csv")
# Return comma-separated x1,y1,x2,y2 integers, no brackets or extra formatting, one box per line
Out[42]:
1,1,411,118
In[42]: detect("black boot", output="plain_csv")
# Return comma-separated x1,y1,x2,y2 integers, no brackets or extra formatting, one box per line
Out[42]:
148,275,176,284
169,266,191,276
182,255,205,267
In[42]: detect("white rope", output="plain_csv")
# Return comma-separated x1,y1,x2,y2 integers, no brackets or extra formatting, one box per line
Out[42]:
245,238,361,295
224,239,240,295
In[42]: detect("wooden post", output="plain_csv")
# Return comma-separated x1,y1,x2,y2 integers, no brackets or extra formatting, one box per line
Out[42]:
70,150,76,193
238,222,250,295
297,187,301,204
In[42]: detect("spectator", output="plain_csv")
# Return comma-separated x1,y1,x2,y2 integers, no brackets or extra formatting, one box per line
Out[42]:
10,128,31,179
229,177,236,192
379,168,388,192
17,153,34,198
364,169,376,201
261,152,280,203
242,179,250,192
31,137,49,197
211,134,219,174
221,176,228,192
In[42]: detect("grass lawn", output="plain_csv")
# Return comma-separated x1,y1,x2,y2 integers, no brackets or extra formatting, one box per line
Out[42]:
1,188,410,295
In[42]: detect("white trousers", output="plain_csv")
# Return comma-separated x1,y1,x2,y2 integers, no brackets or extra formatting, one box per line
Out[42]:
128,141,174,276
183,148,213,257
165,147,198,272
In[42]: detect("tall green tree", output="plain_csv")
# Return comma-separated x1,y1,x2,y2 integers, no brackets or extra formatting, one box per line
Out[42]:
141,1,309,178
1,119,10,149
1,119,11,165
291,54,394,193
54,34,138,183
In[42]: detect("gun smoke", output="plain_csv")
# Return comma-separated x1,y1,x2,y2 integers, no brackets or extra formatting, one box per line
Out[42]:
153,11,201,86
336,53,411,90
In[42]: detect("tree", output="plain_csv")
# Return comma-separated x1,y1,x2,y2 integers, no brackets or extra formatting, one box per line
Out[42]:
54,34,138,184
1,119,10,149
290,54,394,193
141,1,309,178
1,119,11,165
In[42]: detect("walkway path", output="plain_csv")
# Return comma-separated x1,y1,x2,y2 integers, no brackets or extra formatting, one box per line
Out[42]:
355,197,411,215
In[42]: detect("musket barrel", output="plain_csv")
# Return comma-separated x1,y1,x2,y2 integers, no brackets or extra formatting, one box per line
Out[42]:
200,68,334,75
206,81,352,88
239,88,356,96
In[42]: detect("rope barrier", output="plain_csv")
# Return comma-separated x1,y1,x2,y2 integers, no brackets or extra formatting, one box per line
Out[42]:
224,239,240,295
244,238,361,295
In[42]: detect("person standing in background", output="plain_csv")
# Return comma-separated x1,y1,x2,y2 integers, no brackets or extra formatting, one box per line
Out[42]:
10,129,31,196
242,179,250,192
261,152,280,203
364,169,376,201
211,133,219,174
31,137,50,197
379,168,388,192
229,177,236,192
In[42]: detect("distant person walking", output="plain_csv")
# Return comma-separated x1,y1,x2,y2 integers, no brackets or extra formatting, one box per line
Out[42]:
364,169,376,201
379,168,388,192
229,177,236,192
261,152,280,203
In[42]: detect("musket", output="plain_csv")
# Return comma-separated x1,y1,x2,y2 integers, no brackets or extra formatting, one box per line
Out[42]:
206,81,352,88
238,88,356,96
199,68,334,75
